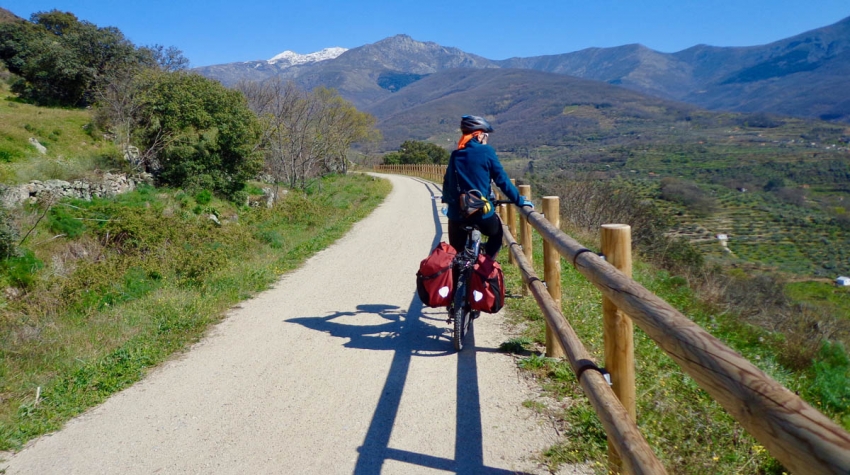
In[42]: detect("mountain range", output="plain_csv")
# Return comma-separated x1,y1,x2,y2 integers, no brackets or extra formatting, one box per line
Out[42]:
195,15,850,131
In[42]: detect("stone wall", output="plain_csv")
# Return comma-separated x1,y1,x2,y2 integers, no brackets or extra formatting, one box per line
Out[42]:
1,172,154,208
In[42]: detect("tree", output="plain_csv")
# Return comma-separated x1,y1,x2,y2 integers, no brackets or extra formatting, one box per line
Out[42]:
0,10,139,106
764,177,788,192
313,87,380,174
93,43,190,162
139,44,190,72
133,71,262,195
238,78,379,191
659,177,718,217
382,140,449,165
93,62,145,165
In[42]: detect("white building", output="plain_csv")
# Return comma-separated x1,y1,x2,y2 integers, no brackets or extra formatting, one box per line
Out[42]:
836,276,850,287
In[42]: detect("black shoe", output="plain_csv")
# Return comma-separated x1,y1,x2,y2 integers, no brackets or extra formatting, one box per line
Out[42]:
471,310,481,320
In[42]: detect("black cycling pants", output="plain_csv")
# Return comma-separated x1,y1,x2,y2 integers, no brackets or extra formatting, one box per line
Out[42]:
448,213,503,258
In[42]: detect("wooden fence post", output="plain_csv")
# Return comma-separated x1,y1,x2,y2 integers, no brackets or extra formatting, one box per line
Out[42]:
499,204,507,229
506,179,518,266
494,189,508,239
602,224,635,475
519,184,532,295
543,197,565,358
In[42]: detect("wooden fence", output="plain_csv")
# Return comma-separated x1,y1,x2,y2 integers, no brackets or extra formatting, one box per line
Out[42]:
374,165,850,474
373,164,445,184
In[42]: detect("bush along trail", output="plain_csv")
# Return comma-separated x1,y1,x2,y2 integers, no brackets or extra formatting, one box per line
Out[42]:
0,173,390,451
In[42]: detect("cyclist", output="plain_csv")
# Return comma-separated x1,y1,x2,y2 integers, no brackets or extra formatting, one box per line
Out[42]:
442,115,534,259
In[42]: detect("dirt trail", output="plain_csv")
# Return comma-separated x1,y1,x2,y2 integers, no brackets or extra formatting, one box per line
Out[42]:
2,174,587,474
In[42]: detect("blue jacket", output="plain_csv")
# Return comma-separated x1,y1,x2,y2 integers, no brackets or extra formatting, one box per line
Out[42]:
441,139,522,220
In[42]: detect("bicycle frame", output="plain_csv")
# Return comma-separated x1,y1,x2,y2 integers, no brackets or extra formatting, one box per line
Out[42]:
449,226,481,351
443,198,513,351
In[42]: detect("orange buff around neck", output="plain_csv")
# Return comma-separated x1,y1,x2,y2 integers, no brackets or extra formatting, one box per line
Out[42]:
457,131,483,149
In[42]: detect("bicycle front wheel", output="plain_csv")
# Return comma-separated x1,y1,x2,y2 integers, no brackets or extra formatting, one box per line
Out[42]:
452,275,471,351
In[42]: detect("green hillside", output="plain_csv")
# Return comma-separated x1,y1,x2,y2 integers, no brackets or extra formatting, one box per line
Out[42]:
514,118,850,278
370,68,850,278
0,82,121,184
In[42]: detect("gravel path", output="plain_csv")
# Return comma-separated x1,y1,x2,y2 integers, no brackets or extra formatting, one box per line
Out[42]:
1,174,587,475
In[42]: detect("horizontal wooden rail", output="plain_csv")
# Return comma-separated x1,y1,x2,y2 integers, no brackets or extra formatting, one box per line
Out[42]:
502,224,667,475
514,205,850,475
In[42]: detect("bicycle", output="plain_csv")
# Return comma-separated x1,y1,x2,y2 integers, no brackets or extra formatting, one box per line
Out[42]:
445,199,512,351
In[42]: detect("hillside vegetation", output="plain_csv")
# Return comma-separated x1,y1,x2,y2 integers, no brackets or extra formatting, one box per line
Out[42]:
0,173,390,450
499,239,840,474
373,67,850,473
370,68,850,279
2,6,849,471
0,81,121,184
0,9,389,450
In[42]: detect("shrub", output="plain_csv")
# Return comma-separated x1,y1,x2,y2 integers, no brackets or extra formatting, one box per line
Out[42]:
535,177,670,250
194,189,212,205
230,190,248,207
775,187,806,206
382,140,450,165
0,205,18,259
1,249,43,288
258,230,284,249
0,147,23,162
810,342,850,413
133,71,262,195
659,177,717,217
48,204,88,238
646,235,705,274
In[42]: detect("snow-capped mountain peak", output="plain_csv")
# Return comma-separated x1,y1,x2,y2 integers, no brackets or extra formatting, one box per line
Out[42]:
267,47,347,66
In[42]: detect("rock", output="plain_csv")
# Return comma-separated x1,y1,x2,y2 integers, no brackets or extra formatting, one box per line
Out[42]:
208,214,221,226
1,172,154,208
44,179,70,188
28,138,47,154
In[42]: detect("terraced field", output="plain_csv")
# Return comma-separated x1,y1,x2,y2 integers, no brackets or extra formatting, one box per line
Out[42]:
663,186,850,277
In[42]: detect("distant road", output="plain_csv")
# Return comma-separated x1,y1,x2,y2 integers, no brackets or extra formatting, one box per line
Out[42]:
1,174,586,475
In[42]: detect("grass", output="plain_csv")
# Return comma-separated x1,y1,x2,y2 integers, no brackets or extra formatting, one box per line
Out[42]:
0,173,391,450
498,231,845,474
786,281,850,319
0,82,122,184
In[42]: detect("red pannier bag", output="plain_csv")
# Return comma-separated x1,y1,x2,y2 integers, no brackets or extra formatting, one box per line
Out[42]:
468,253,505,313
416,242,457,307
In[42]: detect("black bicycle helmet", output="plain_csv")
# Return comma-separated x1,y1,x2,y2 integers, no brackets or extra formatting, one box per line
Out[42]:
460,115,494,134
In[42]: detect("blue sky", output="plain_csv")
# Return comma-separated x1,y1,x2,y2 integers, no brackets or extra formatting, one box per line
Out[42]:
3,1,850,67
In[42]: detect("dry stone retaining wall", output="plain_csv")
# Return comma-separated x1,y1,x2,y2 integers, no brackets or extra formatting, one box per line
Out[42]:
1,172,154,208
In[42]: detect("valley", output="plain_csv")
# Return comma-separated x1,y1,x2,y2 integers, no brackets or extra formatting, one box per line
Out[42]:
2,6,849,472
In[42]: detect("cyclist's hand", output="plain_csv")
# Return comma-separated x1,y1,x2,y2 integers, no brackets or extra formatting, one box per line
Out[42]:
519,196,534,209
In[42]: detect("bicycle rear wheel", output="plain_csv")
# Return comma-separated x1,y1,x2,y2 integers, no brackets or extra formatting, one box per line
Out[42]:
452,274,472,351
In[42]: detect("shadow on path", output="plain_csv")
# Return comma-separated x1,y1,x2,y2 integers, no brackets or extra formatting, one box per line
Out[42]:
288,179,533,474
